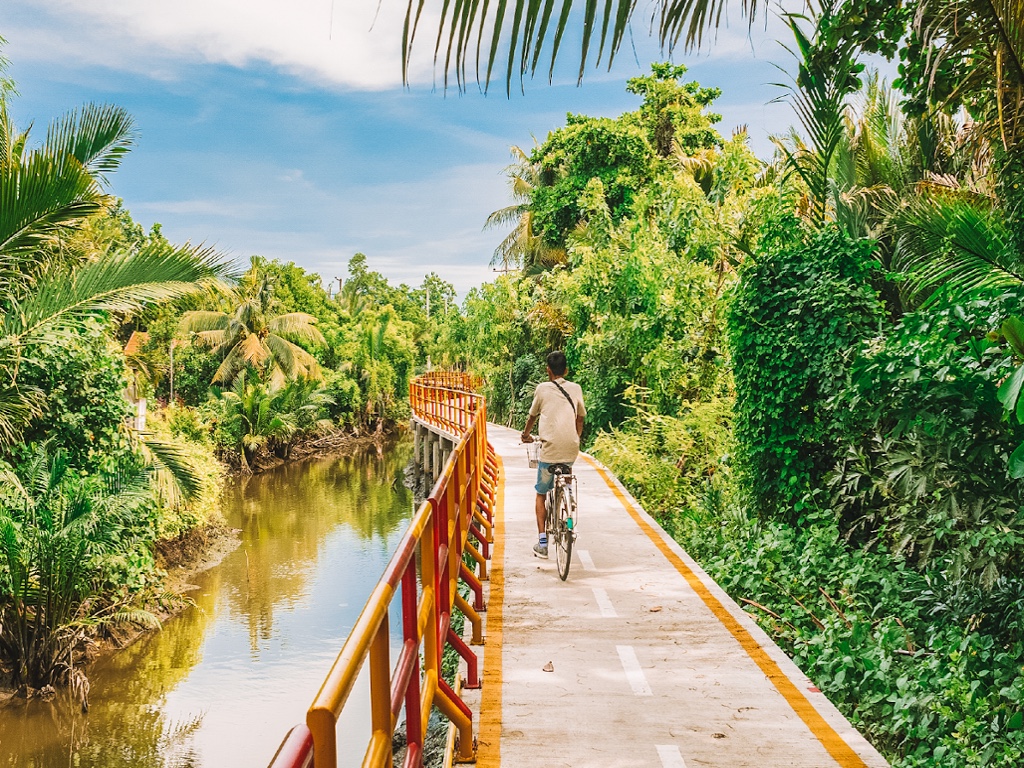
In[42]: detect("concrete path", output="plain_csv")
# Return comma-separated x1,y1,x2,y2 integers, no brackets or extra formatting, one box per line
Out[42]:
463,425,888,768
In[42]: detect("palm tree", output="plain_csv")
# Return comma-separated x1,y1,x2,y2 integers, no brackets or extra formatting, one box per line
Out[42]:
0,448,161,704
485,145,566,273
219,375,294,473
180,266,326,387
0,96,228,449
769,6,863,227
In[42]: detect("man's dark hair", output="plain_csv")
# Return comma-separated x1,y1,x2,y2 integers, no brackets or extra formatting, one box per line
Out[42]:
546,351,567,376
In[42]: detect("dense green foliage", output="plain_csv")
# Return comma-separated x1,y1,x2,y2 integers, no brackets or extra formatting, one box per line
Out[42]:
0,71,231,697
730,225,883,520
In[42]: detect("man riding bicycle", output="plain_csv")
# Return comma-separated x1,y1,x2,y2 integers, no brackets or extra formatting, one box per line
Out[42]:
520,351,586,558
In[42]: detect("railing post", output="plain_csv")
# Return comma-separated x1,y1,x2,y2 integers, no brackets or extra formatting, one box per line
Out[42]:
401,564,423,763
368,620,393,766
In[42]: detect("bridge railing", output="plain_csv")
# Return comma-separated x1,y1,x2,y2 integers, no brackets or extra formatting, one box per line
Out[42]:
268,372,497,768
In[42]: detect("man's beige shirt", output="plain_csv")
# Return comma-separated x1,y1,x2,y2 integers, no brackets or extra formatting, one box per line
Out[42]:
528,378,587,464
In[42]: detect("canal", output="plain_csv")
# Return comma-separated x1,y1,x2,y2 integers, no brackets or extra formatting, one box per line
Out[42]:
0,438,415,767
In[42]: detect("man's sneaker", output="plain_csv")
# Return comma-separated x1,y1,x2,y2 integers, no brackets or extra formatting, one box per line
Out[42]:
533,542,548,559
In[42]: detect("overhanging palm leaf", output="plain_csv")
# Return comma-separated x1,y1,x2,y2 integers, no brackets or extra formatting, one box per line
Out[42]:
892,191,1024,304
0,154,103,291
2,241,227,343
137,436,204,506
403,0,765,92
43,104,135,185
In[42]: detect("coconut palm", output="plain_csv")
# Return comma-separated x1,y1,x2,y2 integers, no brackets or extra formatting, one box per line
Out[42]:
180,268,326,387
0,96,228,449
485,145,567,273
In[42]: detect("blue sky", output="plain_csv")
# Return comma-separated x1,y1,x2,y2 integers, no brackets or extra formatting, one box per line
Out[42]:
3,0,799,295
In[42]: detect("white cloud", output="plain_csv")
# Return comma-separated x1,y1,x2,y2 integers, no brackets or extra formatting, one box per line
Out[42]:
15,0,438,89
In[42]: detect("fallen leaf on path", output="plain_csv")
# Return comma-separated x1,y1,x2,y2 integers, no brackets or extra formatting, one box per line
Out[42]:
542,661,554,672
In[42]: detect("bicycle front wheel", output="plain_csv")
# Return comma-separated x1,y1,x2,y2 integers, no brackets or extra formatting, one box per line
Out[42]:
555,484,574,581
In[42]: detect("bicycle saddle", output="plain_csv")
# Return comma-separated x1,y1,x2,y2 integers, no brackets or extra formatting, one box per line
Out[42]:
550,463,573,476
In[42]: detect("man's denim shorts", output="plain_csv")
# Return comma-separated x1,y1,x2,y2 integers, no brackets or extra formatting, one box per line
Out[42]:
535,461,572,494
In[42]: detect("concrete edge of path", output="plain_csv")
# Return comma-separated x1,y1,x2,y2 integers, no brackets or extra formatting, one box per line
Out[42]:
581,452,889,768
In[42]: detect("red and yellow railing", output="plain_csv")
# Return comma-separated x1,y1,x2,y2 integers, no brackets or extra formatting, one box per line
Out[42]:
269,372,497,768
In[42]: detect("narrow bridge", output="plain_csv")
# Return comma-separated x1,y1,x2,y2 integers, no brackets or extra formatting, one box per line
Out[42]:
269,373,888,768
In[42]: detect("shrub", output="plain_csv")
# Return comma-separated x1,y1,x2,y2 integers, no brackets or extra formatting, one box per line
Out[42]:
9,319,135,475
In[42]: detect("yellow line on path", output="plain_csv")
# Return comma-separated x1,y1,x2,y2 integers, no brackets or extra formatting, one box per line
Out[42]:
584,456,870,768
476,455,505,767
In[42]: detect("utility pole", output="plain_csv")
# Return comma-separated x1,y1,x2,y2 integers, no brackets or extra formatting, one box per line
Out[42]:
425,286,432,372
169,341,175,407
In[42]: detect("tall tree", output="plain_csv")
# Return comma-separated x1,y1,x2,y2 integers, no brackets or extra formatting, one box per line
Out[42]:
485,145,567,272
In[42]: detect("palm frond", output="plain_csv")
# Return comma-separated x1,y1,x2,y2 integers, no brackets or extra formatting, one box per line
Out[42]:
42,104,136,186
0,385,44,450
237,333,271,368
193,329,229,347
104,607,161,630
916,0,1024,150
403,0,765,93
485,203,529,230
4,241,229,343
179,310,230,334
267,334,322,380
211,345,249,385
137,435,204,503
893,192,1024,304
266,312,326,345
0,153,103,293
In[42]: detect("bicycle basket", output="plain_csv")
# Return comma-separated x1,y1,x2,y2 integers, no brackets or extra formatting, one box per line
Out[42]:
525,441,539,468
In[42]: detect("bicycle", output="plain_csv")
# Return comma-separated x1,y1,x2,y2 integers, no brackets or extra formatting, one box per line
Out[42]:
545,463,577,581
524,440,578,580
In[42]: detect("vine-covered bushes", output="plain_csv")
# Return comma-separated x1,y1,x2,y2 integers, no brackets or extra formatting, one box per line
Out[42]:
830,291,1024,587
440,51,1024,765
729,225,884,521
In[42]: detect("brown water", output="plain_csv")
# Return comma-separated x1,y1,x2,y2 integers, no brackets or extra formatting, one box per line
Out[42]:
0,439,415,767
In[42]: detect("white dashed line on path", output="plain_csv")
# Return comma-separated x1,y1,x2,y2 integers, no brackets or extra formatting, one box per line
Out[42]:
592,587,617,617
656,745,688,767
616,645,653,696
578,550,596,571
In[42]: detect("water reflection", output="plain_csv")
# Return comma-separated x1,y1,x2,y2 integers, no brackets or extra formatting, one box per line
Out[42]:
0,438,414,767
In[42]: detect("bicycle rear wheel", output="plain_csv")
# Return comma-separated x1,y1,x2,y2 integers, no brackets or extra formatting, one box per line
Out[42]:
554,484,574,580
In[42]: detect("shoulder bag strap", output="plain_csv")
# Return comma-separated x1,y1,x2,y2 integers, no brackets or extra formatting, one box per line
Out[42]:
550,379,577,417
